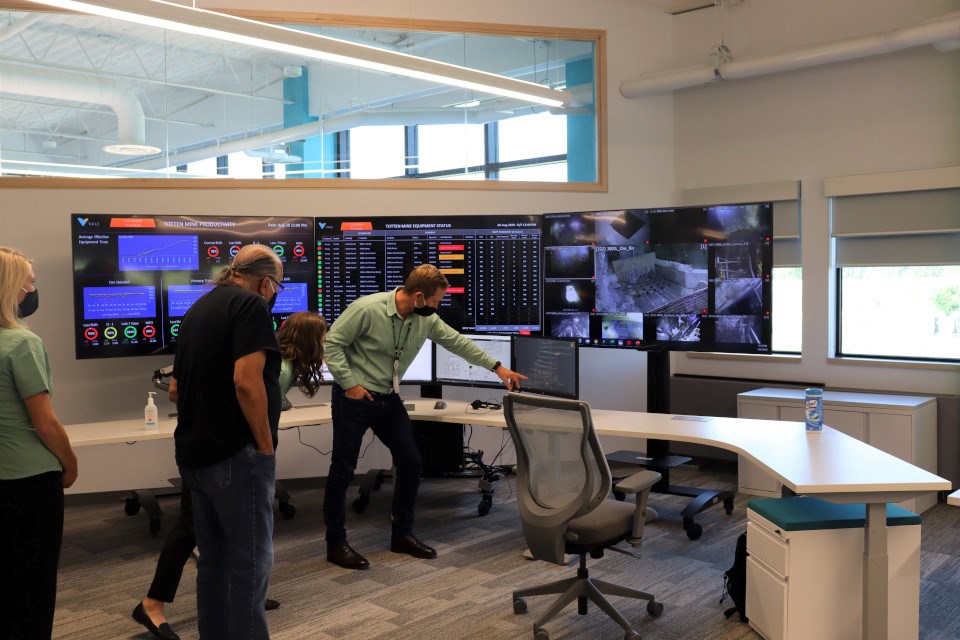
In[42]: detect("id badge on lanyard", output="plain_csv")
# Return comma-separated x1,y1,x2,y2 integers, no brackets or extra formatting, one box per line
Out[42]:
393,357,401,395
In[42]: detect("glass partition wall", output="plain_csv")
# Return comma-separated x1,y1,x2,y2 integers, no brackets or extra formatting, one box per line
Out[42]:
0,6,602,187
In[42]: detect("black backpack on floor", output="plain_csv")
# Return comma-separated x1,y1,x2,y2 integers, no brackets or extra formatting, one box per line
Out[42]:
721,531,748,622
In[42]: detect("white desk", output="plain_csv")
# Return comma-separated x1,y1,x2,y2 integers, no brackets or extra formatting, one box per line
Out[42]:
65,399,949,640
949,489,960,507
65,403,334,447
407,401,949,640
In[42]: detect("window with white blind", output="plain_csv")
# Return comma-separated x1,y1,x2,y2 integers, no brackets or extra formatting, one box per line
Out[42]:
831,187,960,362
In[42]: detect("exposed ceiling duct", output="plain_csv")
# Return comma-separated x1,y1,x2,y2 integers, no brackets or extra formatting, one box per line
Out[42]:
0,61,155,153
621,11,960,98
119,103,553,171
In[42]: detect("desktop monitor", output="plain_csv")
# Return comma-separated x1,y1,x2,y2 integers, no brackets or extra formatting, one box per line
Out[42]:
315,214,542,334
434,334,512,389
70,213,316,359
317,339,434,385
511,334,579,400
542,203,773,354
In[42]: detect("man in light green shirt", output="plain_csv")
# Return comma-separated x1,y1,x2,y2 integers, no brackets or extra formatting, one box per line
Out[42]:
323,264,525,569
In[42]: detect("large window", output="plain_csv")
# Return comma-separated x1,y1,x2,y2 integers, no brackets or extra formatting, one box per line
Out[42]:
838,266,960,362
339,115,569,181
772,267,802,354
831,183,960,363
0,8,602,187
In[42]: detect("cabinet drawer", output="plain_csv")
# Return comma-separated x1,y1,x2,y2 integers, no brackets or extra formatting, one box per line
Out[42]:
746,555,787,640
747,520,788,576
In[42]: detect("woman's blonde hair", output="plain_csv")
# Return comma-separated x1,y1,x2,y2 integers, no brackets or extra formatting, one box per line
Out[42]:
0,246,32,329
276,311,328,398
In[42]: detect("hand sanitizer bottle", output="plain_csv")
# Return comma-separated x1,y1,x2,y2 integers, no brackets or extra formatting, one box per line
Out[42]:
144,391,159,431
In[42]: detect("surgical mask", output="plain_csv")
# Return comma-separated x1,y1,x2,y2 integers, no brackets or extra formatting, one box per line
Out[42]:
18,287,39,317
413,295,437,317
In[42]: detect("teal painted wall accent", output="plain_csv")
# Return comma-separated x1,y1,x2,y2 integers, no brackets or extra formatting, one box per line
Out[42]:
565,54,597,183
283,67,333,179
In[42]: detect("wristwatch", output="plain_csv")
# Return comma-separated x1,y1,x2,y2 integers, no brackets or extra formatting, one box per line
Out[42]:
491,361,502,372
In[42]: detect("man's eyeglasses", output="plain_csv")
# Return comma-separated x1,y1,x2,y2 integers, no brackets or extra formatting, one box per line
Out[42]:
267,277,285,294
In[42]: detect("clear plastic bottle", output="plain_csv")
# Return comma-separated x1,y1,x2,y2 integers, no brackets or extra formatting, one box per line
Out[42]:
804,388,823,433
144,391,159,431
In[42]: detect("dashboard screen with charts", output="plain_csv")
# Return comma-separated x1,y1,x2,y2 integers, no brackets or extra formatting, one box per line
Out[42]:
70,214,315,359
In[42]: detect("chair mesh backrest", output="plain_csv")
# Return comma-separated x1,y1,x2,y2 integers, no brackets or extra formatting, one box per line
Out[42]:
509,399,605,514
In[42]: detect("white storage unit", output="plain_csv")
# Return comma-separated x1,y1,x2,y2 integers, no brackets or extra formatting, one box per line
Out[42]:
736,388,938,513
745,497,921,640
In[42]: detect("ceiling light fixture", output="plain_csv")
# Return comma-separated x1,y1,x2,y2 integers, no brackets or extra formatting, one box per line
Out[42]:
23,0,570,108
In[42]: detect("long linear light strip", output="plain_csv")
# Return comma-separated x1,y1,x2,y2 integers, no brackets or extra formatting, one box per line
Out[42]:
23,0,570,108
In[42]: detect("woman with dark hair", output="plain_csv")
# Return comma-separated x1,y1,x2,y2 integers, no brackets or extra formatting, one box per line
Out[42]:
277,311,329,399
133,310,327,640
0,246,79,640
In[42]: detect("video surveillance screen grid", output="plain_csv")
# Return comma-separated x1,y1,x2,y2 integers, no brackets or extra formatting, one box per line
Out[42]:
542,203,773,353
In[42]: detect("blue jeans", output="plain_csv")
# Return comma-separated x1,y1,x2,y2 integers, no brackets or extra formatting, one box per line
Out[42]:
179,445,275,640
324,384,422,545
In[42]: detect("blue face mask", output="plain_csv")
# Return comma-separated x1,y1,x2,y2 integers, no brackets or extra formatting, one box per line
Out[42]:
18,288,39,317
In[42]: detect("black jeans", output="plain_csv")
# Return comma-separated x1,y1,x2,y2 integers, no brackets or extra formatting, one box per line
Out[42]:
0,471,64,640
323,384,422,545
147,484,195,603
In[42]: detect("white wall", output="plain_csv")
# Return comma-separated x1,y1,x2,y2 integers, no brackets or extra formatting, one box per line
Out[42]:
661,0,960,396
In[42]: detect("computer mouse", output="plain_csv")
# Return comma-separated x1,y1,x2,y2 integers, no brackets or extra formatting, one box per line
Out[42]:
434,400,447,410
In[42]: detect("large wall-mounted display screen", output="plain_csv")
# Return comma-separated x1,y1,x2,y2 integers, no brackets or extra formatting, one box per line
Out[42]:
542,203,773,353
71,214,315,359
315,215,542,334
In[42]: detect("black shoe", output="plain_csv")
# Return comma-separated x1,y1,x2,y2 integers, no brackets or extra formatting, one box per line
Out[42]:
391,534,437,559
265,598,280,611
327,542,370,570
132,602,181,640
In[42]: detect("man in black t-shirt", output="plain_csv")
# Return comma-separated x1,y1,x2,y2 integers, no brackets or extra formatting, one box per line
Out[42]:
171,244,282,640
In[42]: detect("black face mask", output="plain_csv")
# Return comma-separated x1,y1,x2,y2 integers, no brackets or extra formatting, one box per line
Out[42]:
18,288,39,318
413,296,438,317
267,292,278,312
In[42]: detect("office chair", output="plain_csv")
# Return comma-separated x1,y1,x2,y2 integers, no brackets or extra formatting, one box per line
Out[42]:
504,393,664,640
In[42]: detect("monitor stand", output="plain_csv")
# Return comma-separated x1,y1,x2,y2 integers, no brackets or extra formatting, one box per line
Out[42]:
610,349,734,540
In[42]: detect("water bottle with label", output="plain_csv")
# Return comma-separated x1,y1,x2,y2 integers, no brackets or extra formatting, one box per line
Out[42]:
805,388,823,433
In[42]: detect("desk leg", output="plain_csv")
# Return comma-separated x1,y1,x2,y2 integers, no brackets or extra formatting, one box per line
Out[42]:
863,502,888,640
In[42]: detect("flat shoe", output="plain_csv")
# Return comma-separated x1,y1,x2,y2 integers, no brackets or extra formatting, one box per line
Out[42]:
265,598,280,610
132,602,181,640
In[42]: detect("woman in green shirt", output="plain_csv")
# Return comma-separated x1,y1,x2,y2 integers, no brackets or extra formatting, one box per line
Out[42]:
0,246,78,640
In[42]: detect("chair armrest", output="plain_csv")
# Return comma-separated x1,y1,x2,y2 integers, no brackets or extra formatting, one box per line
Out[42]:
614,469,661,495
614,470,662,548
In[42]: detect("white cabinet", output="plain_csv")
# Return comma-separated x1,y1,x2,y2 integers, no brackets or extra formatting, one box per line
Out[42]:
746,503,920,640
736,388,938,513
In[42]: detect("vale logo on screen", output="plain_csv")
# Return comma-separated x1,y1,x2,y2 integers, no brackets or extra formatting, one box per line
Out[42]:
77,217,89,226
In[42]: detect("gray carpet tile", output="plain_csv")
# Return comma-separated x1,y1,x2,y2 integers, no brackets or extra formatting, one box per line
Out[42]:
53,463,960,640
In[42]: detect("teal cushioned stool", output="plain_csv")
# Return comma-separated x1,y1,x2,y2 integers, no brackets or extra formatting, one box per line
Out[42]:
747,495,921,531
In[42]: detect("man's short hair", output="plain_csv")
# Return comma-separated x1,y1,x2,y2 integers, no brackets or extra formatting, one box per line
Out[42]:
403,264,449,297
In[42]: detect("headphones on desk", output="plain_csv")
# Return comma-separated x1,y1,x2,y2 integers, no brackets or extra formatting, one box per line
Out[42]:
471,399,502,410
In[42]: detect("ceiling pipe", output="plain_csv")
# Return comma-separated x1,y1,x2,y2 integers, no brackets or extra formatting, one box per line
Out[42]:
119,104,551,170
621,11,960,98
0,61,148,147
